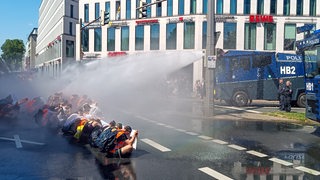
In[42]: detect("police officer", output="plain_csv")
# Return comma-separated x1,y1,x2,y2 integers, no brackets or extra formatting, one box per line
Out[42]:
278,78,285,111
283,80,293,112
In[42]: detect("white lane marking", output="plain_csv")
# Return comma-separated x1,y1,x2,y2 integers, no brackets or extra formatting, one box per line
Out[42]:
165,125,175,129
212,139,228,145
228,144,247,151
198,135,213,140
185,131,199,136
214,105,262,114
135,115,151,121
141,138,171,152
269,158,293,166
19,139,46,145
175,128,186,132
0,136,45,147
14,135,23,148
199,167,233,180
246,150,268,158
157,123,166,126
295,166,320,176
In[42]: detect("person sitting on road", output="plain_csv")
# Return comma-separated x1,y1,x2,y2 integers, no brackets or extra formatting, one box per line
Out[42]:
106,125,138,158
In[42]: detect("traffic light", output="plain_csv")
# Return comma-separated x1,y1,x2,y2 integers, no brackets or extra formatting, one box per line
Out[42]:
100,10,110,26
139,1,147,18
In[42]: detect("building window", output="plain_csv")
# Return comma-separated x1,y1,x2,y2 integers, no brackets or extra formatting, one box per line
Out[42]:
216,0,223,14
257,0,264,14
84,4,89,22
69,22,72,35
270,0,277,15
66,40,74,57
135,25,144,50
126,0,131,19
105,2,110,14
310,0,316,16
147,0,151,18
230,0,237,15
244,23,256,50
156,1,162,17
167,0,173,16
94,28,102,51
116,1,121,20
264,24,276,50
107,27,115,51
190,0,196,14
150,24,160,50
179,0,185,15
244,0,251,14
121,26,129,51
297,0,303,16
203,0,207,14
82,29,89,52
95,3,100,19
136,0,140,19
283,0,290,16
224,23,236,49
284,24,296,50
70,5,74,18
166,23,177,50
184,22,195,49
137,0,151,18
202,21,207,49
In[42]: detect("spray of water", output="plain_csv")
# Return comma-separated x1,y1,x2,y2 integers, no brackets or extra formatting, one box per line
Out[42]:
1,51,203,113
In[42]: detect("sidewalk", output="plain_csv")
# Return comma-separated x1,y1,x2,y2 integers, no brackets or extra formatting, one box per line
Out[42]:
168,96,319,126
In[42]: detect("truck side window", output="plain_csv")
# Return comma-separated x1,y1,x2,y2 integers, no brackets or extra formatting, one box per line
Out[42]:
239,57,250,70
252,55,272,68
231,58,239,70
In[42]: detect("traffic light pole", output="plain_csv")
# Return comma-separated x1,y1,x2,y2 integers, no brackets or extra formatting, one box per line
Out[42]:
204,0,215,116
79,12,109,60
135,0,167,10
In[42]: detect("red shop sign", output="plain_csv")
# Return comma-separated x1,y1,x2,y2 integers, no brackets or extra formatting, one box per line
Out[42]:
108,52,127,57
249,15,274,23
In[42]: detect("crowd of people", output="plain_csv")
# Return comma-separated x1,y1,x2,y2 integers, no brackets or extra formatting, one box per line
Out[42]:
0,92,138,159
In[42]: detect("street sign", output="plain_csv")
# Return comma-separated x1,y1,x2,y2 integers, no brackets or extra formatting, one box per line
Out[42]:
208,55,216,69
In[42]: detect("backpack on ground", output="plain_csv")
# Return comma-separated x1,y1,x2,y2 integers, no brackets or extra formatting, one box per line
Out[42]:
79,120,100,144
89,126,103,148
94,127,118,152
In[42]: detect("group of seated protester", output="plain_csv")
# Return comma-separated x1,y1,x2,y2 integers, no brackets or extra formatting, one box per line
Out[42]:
62,118,138,158
0,94,28,119
1,92,139,158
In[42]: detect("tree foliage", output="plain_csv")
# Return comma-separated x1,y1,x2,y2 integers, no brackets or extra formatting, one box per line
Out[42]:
1,39,25,71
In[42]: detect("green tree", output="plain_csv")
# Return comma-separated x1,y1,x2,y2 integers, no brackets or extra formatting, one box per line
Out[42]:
1,39,25,71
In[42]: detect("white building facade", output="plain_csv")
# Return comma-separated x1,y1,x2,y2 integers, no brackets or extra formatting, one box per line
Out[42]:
36,0,79,77
76,0,320,86
25,28,38,71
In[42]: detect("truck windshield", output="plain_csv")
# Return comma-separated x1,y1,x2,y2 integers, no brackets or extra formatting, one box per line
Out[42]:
304,46,320,77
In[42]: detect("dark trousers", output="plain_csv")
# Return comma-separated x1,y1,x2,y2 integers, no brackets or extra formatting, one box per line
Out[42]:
279,95,285,110
284,95,291,112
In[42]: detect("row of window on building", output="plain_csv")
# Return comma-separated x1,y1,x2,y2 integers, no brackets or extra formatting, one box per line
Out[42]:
83,0,317,23
81,21,302,52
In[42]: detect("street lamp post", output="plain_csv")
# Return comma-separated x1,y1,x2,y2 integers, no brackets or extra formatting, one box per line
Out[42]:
204,0,216,116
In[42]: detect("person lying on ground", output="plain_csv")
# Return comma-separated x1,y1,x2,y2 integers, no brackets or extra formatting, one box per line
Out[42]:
106,125,138,158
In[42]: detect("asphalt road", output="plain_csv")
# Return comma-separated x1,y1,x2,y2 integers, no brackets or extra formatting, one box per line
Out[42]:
0,98,320,180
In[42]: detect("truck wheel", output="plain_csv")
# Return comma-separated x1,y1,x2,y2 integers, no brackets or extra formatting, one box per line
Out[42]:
232,91,249,107
296,93,306,108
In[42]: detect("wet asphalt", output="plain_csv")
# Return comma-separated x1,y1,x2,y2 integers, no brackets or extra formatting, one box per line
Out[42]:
1,97,320,179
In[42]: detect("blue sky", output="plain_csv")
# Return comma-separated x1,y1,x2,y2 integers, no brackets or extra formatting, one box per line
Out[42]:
0,0,41,53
